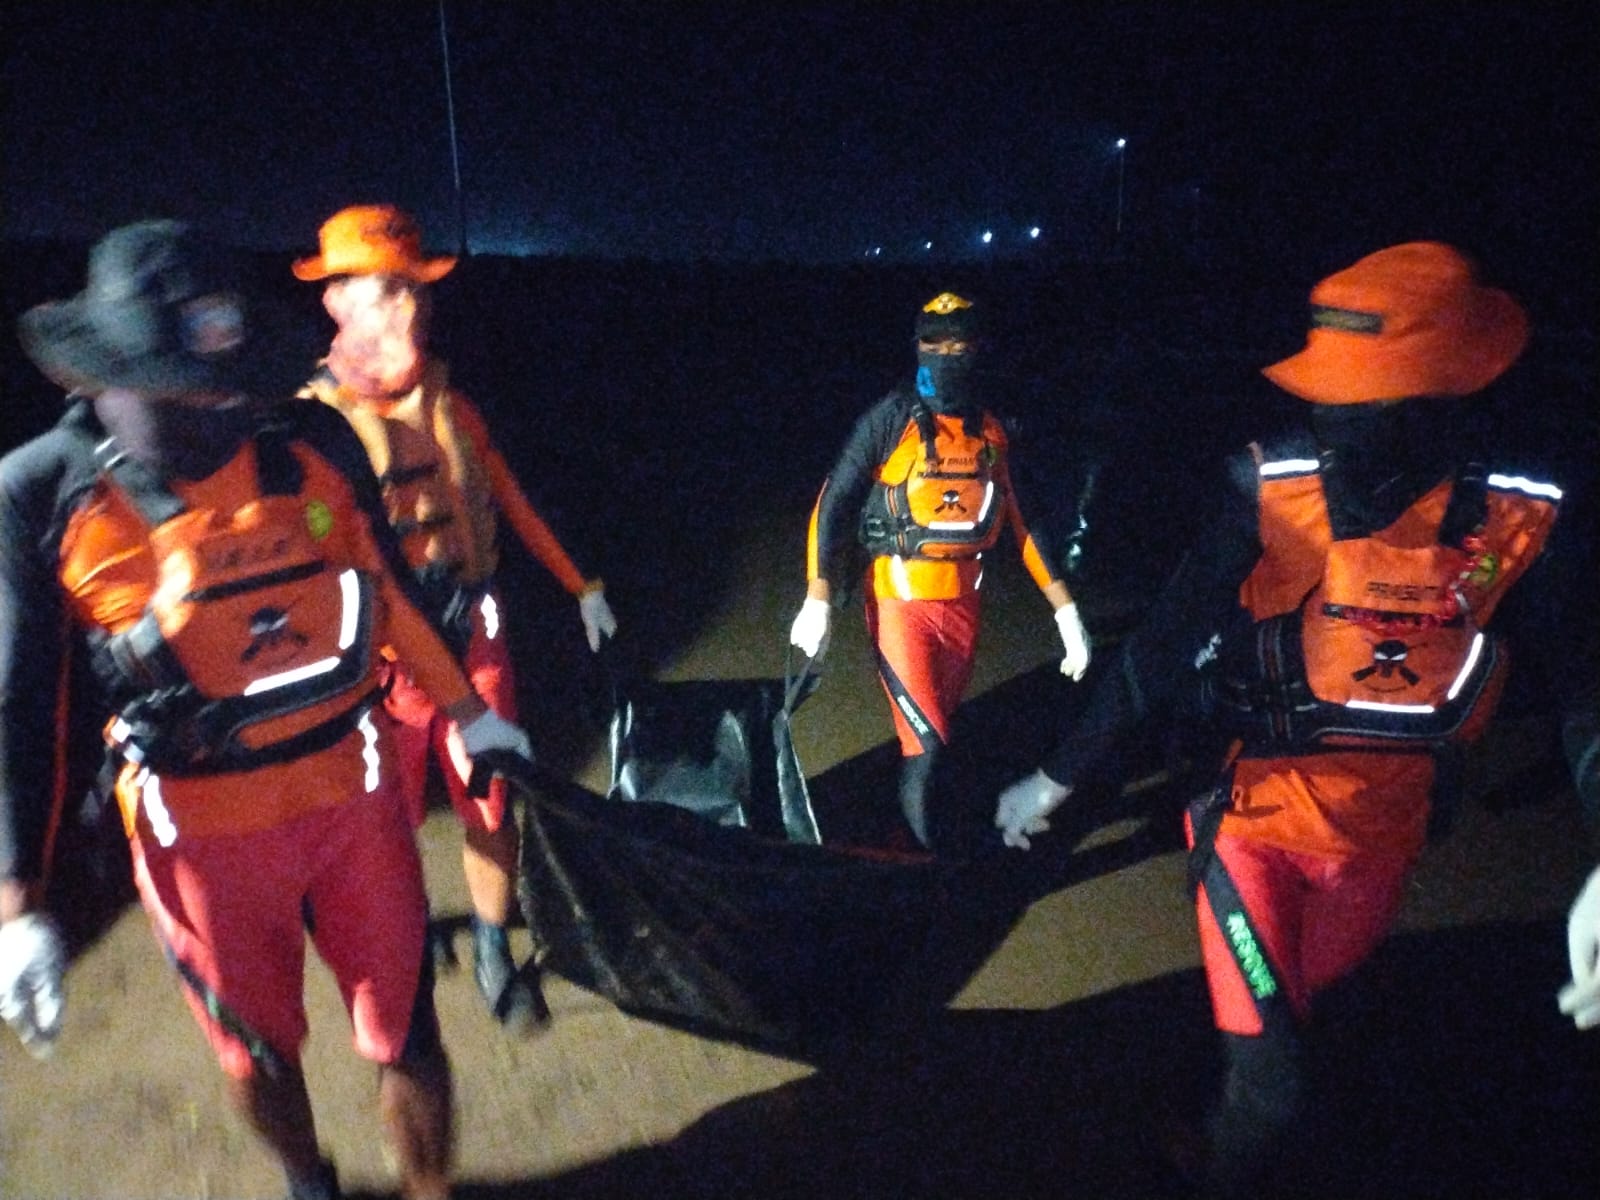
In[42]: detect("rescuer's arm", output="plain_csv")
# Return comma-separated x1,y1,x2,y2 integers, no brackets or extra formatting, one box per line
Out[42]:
298,403,534,760
1501,474,1600,1030
0,440,74,1057
997,449,1264,848
790,394,902,658
997,435,1088,681
453,393,616,652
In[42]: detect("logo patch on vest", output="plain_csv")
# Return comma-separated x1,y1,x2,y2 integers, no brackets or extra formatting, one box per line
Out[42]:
241,606,311,664
1351,638,1421,690
305,499,333,541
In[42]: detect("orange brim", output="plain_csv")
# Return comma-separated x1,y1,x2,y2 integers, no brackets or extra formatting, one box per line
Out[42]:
1262,288,1529,404
291,252,457,283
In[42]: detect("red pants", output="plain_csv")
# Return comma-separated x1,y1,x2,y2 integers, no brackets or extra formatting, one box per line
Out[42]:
866,591,982,757
383,591,518,833
130,781,429,1078
1190,821,1411,1036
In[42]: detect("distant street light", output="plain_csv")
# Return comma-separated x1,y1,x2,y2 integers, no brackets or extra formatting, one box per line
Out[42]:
1114,138,1127,242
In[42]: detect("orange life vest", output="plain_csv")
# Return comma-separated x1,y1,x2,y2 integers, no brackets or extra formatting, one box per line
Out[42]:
75,430,383,775
1212,452,1560,750
858,404,1003,560
302,359,500,583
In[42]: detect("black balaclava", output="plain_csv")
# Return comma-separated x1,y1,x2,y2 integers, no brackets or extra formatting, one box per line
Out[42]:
93,389,263,480
915,346,983,414
1312,397,1486,532
914,293,986,416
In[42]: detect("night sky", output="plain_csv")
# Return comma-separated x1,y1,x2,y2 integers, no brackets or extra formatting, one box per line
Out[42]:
3,1,1595,277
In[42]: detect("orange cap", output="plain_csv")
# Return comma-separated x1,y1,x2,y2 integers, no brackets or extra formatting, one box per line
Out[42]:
292,205,457,283
1262,242,1528,405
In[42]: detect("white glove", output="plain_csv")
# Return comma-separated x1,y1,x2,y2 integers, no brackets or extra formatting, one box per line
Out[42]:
789,596,831,661
0,913,66,1058
994,769,1073,851
578,588,618,653
1054,602,1091,682
1558,866,1600,1031
457,708,533,764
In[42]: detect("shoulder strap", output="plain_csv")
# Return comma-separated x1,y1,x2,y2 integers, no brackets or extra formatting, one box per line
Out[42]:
1437,462,1489,549
908,400,939,463
253,422,304,497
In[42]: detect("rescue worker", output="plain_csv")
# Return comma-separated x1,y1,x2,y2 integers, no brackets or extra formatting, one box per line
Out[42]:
789,291,1090,849
0,219,536,1200
292,205,617,1033
991,242,1600,1195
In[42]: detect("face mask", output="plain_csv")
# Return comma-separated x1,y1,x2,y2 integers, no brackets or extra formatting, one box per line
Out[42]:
1312,399,1482,528
94,389,261,479
1311,402,1408,459
325,275,430,395
915,348,981,412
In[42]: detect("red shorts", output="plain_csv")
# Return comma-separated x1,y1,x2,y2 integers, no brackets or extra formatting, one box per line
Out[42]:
866,592,981,756
129,782,429,1078
1191,825,1411,1035
384,591,518,832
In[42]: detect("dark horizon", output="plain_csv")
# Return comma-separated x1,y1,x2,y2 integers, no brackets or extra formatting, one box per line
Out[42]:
3,1,1595,284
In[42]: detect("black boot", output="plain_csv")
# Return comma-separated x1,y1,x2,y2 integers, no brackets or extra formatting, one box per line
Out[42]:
285,1157,341,1200
472,917,551,1035
1203,1031,1306,1198
425,909,459,973
897,749,940,849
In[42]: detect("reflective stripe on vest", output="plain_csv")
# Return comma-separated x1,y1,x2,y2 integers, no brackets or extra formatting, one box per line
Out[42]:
1214,459,1560,749
89,435,385,775
859,407,1004,560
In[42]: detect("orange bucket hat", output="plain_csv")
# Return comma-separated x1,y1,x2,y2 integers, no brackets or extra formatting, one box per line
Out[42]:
292,205,457,283
1262,241,1528,405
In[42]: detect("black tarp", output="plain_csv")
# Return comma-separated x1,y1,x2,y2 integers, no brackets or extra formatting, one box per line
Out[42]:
509,652,1211,1054
515,672,976,1052
605,671,822,845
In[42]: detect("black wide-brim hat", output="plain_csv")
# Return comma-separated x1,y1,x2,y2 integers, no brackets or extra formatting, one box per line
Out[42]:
19,219,313,399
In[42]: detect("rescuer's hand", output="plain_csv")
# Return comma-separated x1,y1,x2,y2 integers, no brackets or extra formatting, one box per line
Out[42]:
578,586,618,653
1054,602,1091,682
1558,865,1600,1030
0,913,65,1059
995,769,1073,851
789,596,831,661
458,708,534,765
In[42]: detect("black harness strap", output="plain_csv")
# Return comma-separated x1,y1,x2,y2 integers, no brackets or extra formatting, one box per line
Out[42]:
1437,462,1489,549
1192,837,1298,1038
870,642,942,755
911,401,941,466
166,944,291,1079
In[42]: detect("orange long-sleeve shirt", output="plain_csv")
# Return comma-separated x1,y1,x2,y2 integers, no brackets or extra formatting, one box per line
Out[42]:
305,360,591,596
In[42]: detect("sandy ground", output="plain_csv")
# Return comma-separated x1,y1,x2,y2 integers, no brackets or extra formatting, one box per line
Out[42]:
3,514,1597,1200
